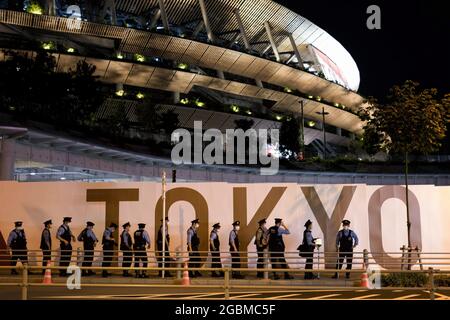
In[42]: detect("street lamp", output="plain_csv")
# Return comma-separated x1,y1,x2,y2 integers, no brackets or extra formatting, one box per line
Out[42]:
316,107,330,159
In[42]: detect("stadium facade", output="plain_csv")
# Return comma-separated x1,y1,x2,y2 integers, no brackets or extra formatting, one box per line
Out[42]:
1,0,370,182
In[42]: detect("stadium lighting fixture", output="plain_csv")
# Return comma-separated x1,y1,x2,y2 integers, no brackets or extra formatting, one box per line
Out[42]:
67,48,75,53
116,53,124,59
135,54,146,62
307,121,316,127
195,100,205,107
231,105,240,113
136,92,145,99
180,98,189,105
178,63,189,70
41,42,55,50
115,89,125,97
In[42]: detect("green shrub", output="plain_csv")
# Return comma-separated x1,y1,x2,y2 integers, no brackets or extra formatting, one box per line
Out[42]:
381,273,428,287
435,276,450,287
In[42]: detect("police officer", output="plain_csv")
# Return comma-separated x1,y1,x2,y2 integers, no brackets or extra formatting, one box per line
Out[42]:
7,221,28,275
120,222,133,277
77,221,98,277
187,219,201,278
268,218,293,280
229,221,244,279
40,220,52,275
332,220,359,279
102,223,118,278
254,218,268,278
133,223,151,278
209,223,223,277
157,217,173,277
56,217,75,277
303,219,317,280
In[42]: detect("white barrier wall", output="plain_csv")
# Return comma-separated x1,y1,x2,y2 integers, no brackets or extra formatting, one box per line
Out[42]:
0,181,449,269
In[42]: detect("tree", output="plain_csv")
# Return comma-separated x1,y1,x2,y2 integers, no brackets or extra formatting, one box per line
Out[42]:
136,99,160,132
279,117,301,160
159,110,180,135
359,80,449,254
234,118,254,131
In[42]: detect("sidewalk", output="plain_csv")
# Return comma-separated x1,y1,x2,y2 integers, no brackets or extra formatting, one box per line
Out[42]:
0,271,358,287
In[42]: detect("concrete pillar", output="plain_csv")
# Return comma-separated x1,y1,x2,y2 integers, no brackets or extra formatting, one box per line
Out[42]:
46,0,56,16
192,21,205,38
216,70,225,79
0,139,16,181
234,9,251,51
99,0,117,26
288,33,304,69
157,0,170,33
264,21,280,62
255,79,264,88
149,9,161,30
173,92,180,104
198,0,215,43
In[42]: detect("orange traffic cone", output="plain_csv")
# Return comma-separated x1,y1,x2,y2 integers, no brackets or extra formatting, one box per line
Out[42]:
43,261,52,284
360,272,369,288
181,263,190,286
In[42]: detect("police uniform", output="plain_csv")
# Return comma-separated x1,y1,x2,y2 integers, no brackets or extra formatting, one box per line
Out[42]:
57,217,74,276
187,219,201,278
302,219,316,279
120,222,133,277
7,222,28,275
157,217,172,277
40,220,52,274
333,220,359,279
210,223,223,277
268,218,293,280
102,223,118,278
77,221,98,276
254,218,268,278
229,221,244,279
133,223,151,278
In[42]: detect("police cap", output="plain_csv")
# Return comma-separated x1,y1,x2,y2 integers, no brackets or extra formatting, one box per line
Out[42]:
232,221,240,226
258,218,267,225
191,218,199,224
122,222,131,228
86,221,95,227
342,219,351,226
212,223,221,229
138,223,146,229
304,219,312,227
44,220,52,226
14,221,23,227
63,217,72,222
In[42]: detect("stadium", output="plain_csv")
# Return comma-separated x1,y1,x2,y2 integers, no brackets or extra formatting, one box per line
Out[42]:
0,0,372,182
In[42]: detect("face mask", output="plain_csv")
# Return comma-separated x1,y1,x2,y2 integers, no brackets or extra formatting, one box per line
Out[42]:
235,226,240,231
195,224,199,229
16,227,24,231
343,226,349,231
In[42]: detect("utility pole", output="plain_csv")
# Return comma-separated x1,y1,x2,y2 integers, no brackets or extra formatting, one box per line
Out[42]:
161,171,167,278
299,100,305,160
316,107,330,159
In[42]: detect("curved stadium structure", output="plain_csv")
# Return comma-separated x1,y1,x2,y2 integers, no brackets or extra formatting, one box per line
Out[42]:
0,0,375,182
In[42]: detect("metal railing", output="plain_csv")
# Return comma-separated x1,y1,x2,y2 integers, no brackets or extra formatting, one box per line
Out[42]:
0,249,449,300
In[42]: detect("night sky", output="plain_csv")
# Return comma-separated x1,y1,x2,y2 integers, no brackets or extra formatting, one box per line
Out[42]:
276,0,450,101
